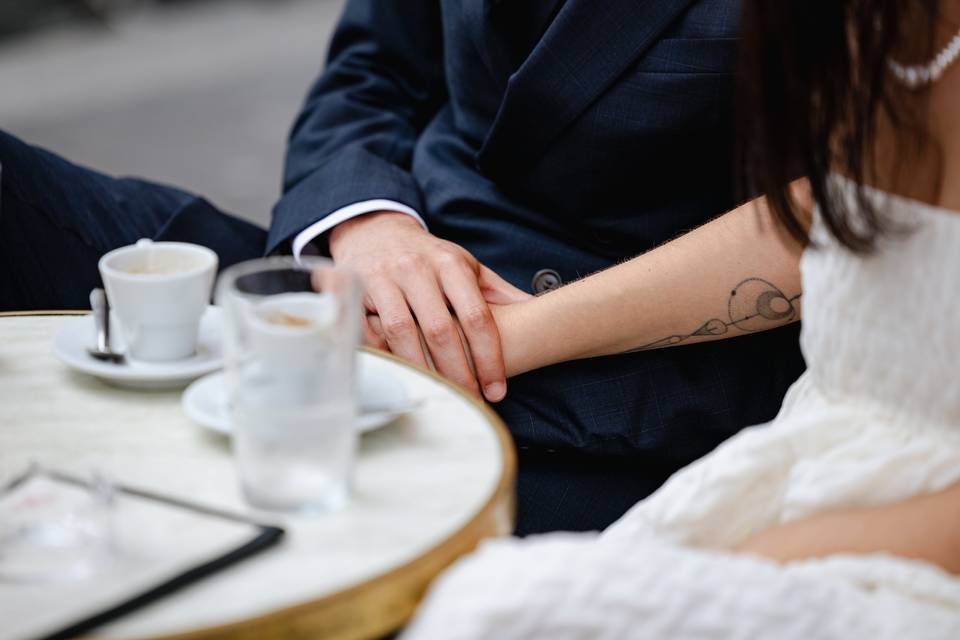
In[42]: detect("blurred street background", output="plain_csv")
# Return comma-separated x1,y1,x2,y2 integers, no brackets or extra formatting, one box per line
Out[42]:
0,0,346,228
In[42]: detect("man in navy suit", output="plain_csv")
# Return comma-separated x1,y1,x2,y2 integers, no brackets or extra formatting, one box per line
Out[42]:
0,0,804,534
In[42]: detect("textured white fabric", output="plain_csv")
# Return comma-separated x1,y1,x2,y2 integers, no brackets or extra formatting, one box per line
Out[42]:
403,176,960,639
291,199,426,260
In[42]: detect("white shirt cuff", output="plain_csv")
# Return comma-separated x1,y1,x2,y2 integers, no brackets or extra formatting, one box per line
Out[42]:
292,199,427,259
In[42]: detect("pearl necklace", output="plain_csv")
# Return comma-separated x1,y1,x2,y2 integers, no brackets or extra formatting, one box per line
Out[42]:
888,26,960,89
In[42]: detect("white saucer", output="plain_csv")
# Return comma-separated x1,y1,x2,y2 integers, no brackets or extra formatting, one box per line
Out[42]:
182,352,413,435
53,307,224,390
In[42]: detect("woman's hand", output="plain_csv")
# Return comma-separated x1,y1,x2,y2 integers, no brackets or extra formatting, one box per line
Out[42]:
330,211,529,401
364,296,539,393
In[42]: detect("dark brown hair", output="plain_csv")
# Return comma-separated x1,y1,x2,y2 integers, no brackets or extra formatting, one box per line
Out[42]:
737,1,939,252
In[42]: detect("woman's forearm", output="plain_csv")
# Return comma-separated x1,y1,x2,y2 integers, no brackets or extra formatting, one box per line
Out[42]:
735,483,960,574
494,182,810,377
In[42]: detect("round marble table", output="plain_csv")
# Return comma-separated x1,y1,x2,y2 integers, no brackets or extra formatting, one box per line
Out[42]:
0,313,516,640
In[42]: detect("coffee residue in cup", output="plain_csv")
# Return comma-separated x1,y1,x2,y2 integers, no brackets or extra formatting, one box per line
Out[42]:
120,259,201,275
262,311,313,328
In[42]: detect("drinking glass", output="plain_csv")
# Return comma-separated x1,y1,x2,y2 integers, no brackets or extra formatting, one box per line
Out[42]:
0,466,115,583
216,257,362,513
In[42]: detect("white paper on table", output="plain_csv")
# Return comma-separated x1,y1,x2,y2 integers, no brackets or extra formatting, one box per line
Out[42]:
0,473,278,640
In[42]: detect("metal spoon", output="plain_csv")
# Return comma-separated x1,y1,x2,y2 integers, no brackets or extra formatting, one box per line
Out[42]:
88,288,125,364
360,398,426,417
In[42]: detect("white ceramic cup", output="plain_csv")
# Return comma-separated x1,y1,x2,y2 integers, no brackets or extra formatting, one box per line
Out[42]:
98,239,218,361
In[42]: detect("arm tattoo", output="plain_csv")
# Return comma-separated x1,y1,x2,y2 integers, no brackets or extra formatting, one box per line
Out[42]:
627,278,801,353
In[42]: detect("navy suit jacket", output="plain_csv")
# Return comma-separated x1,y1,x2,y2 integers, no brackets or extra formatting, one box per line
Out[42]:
268,0,805,463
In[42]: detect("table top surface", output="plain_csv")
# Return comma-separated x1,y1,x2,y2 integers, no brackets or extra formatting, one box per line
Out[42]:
0,313,515,640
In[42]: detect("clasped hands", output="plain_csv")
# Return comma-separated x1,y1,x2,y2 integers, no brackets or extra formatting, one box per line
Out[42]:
328,211,532,402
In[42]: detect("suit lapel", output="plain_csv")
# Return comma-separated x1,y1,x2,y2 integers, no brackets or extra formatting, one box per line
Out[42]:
486,0,567,74
471,0,568,92
477,0,699,179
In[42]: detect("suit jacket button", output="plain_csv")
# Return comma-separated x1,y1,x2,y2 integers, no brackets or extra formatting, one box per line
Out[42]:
531,269,562,294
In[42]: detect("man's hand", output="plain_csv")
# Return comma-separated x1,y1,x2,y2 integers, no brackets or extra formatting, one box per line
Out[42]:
328,211,530,401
